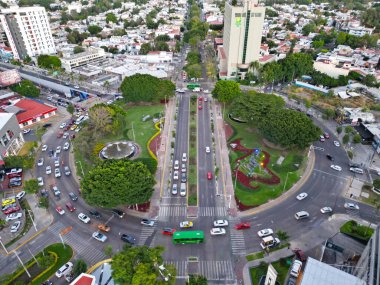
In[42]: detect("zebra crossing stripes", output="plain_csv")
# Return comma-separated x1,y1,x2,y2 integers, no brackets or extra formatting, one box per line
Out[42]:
165,260,187,277
198,207,227,217
199,260,235,281
230,230,246,255
46,221,66,233
159,206,187,217
138,226,156,246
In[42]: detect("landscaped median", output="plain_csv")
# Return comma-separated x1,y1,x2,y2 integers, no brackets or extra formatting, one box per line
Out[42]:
1,243,73,285
340,220,374,243
188,96,198,206
250,258,292,285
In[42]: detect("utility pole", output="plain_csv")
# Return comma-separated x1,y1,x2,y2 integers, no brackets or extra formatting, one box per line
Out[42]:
14,251,31,278
0,237,8,254
59,233,66,249
27,246,39,266
28,210,37,232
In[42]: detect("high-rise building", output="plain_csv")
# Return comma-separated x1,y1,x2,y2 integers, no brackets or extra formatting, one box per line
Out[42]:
0,6,56,60
218,0,265,79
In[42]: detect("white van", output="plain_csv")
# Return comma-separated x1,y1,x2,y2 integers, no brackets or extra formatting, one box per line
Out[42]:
295,211,310,220
290,260,303,277
174,160,179,170
75,115,85,125
180,183,186,197
260,236,280,249
182,153,187,162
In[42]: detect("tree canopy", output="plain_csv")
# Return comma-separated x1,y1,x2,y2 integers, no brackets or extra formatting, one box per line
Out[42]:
120,74,175,102
187,275,208,285
37,55,61,69
81,159,155,207
111,245,176,285
10,80,40,98
211,80,240,103
88,25,102,35
258,109,321,148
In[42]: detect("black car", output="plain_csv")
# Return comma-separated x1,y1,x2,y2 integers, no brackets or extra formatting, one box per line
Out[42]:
42,123,52,128
111,209,125,218
89,210,101,218
8,181,22,187
181,173,187,183
349,162,362,168
69,192,78,201
121,234,136,244
326,154,334,161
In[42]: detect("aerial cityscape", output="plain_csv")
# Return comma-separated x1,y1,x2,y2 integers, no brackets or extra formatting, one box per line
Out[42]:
0,0,379,284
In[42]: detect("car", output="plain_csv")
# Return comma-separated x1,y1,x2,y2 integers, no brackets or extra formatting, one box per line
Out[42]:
54,159,60,167
6,212,22,221
181,163,186,173
180,221,193,228
89,210,101,218
56,146,62,154
207,172,213,180
75,127,82,133
331,165,342,171
8,181,22,187
41,144,48,151
141,219,155,226
57,131,64,138
257,228,274,237
63,142,70,150
37,177,44,186
210,227,226,235
326,154,334,161
294,211,310,220
7,172,22,179
37,158,44,167
98,224,111,232
162,228,176,236
320,207,333,214
182,153,187,162
235,222,250,230
205,146,210,153
198,105,202,110
319,135,325,142
173,171,179,180
56,262,73,278
111,209,125,218
2,203,16,211
344,202,360,210
78,213,91,223
43,123,52,128
324,133,330,139
296,193,308,200
54,168,61,178
3,206,20,215
65,273,74,283
63,132,69,139
10,177,22,183
174,160,179,170
350,167,364,174
16,191,25,200
74,85,79,89
172,184,178,195
63,166,71,176
10,221,21,233
44,165,52,175
6,168,22,176
293,248,307,262
51,185,61,196
106,100,113,105
66,202,76,212
56,206,65,215
334,141,340,147
290,260,303,278
121,234,136,244
198,96,203,102
69,192,78,201
213,220,229,227
158,264,171,282
59,123,66,129
23,128,31,134
181,173,187,182
70,124,77,131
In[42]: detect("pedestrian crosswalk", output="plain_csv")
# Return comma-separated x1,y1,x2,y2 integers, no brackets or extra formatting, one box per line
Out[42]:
165,260,187,277
138,226,157,246
159,206,187,217
230,229,246,255
199,207,227,217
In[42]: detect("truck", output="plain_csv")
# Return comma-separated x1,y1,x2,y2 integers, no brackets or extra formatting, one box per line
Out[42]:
193,87,201,92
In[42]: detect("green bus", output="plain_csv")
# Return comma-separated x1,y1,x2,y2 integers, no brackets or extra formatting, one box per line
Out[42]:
172,231,204,244
187,83,201,90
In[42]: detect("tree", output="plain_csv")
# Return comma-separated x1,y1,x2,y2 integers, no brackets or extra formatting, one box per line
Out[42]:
336,126,342,134
23,55,32,64
343,134,350,144
67,104,74,114
24,179,40,194
120,74,175,102
37,254,55,268
258,109,321,148
373,179,380,191
38,197,49,208
111,245,176,285
37,55,61,69
353,134,362,144
345,126,354,134
88,25,102,35
155,41,169,51
302,23,317,35
81,159,155,207
10,80,40,98
104,245,113,256
187,275,208,285
0,219,6,230
336,32,347,45
276,230,289,241
106,13,117,23
72,259,87,277
140,43,153,55
212,80,240,103
185,64,202,79
73,46,85,54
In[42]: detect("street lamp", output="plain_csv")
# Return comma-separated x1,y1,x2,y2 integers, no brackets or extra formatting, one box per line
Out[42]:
0,237,8,254
76,161,84,177
234,163,240,190
282,172,290,194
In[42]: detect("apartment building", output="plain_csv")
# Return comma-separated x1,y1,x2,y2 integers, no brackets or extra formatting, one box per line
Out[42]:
0,113,24,162
61,47,106,72
0,6,56,59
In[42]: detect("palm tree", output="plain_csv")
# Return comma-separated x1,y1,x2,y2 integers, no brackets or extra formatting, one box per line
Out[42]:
249,60,261,75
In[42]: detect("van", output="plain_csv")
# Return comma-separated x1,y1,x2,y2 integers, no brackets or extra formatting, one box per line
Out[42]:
350,167,364,174
290,260,303,277
180,183,186,197
75,115,85,125
182,153,187,162
295,211,310,220
260,236,280,249
174,160,179,170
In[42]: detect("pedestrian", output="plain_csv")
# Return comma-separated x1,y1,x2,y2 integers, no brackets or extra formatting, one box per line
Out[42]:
288,244,290,250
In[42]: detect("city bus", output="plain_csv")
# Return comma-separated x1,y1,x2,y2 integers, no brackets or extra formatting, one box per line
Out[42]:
172,231,204,244
187,83,201,90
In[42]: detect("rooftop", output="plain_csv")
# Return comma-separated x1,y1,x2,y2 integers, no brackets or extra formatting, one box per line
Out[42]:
9,99,57,124
0,113,14,130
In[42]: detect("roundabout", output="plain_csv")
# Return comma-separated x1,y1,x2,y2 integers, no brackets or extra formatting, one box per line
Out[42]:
99,141,139,160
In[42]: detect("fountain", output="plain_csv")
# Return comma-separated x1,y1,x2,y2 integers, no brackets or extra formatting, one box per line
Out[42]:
100,141,139,160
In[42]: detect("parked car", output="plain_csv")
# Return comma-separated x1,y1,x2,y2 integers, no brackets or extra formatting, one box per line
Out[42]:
89,210,101,218
41,145,48,151
173,171,179,180
23,129,31,134
8,181,22,188
63,142,70,150
56,146,62,154
326,154,334,161
46,166,52,175
6,212,22,221
59,123,66,129
334,141,340,147
293,248,307,262
16,191,25,200
37,158,44,166
10,221,21,233
37,177,44,186
3,206,20,215
56,262,73,278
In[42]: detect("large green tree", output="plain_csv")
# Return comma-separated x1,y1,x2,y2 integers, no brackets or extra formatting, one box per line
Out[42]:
111,245,176,285
187,275,208,285
10,80,40,98
120,74,175,102
37,55,61,69
81,159,155,207
88,25,102,35
24,179,40,194
258,109,321,148
106,13,118,23
211,80,240,103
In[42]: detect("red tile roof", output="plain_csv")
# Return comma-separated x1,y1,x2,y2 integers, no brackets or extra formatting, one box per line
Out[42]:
214,38,223,44
14,99,57,124
72,275,95,285
218,46,226,60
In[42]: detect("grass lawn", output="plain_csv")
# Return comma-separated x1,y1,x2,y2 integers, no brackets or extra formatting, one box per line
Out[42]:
250,258,292,285
188,97,198,206
18,141,36,156
246,251,264,261
227,116,306,207
340,220,374,243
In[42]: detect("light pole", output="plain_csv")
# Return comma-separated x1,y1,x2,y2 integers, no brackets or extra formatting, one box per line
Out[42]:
0,237,8,254
14,250,31,277
282,172,290,194
76,161,84,177
234,163,240,190
28,210,37,232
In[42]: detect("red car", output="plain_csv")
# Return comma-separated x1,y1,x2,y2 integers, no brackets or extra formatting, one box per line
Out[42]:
324,133,330,139
3,206,20,215
234,222,251,230
162,228,176,236
57,132,64,138
198,97,203,102
65,202,76,212
293,248,307,262
207,172,213,180
198,105,202,110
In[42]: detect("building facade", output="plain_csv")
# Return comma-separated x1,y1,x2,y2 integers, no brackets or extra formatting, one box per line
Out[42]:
219,0,265,79
61,47,105,72
0,113,24,162
0,6,56,60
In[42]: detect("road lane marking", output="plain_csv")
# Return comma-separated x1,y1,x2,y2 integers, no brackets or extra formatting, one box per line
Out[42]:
313,169,351,180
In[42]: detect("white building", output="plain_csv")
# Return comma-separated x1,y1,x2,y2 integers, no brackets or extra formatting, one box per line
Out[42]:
0,6,56,59
61,47,106,72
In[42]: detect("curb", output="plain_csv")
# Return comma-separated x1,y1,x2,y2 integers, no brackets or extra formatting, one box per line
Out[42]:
87,258,112,274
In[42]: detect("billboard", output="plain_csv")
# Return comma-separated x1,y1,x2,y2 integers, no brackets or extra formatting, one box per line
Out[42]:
0,69,21,87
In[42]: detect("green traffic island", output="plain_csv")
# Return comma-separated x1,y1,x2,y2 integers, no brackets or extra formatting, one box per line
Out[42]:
188,95,198,206
1,243,73,285
246,242,291,261
340,220,374,243
249,258,292,285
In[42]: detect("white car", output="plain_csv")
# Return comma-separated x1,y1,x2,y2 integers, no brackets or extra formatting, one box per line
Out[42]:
257,228,274,237
74,85,79,89
331,165,342,171
205,146,210,153
37,177,44,186
174,160,179,170
59,123,66,129
210,228,226,235
54,159,60,167
92,231,107,242
344,202,360,210
320,207,333,214
41,144,48,151
46,166,52,175
10,221,21,233
75,127,81,133
37,158,44,166
181,163,186,173
106,100,113,105
63,142,70,150
179,221,193,228
56,262,73,278
213,220,228,227
78,213,91,223
173,171,179,180
296,193,308,200
16,191,25,200
23,129,31,134
55,168,61,178
56,146,62,154
334,141,340,147
63,132,69,139
6,213,22,221
52,185,61,196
